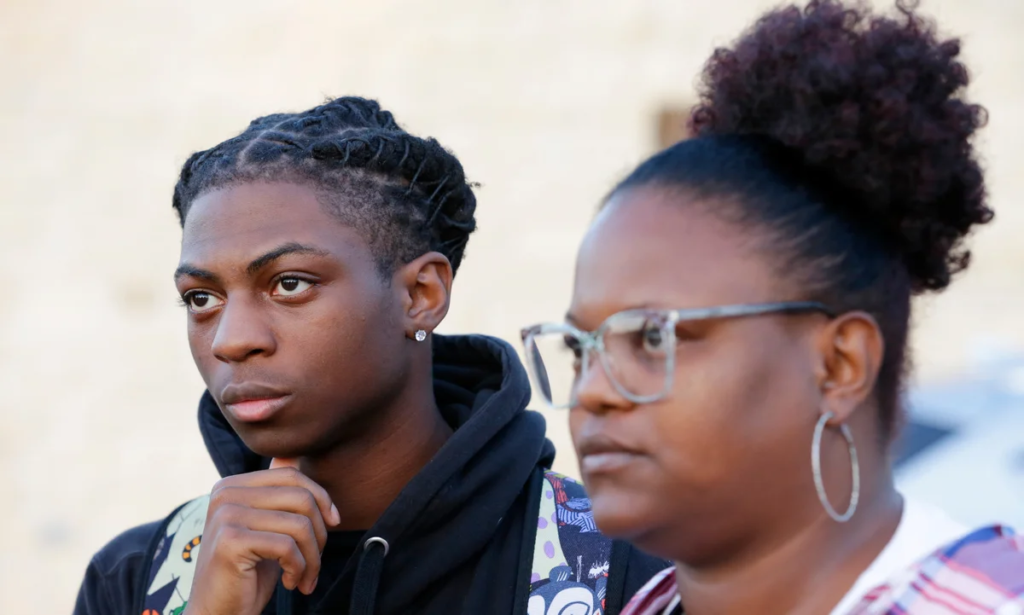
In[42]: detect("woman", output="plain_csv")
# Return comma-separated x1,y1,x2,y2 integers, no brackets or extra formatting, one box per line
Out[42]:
522,1,1024,613
74,97,665,615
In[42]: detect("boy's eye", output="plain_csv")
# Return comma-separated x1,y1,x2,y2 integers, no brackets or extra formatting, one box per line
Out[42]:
184,291,224,313
273,277,313,297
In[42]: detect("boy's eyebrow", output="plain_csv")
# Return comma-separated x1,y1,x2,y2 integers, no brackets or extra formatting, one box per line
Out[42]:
174,243,330,283
245,242,330,276
173,264,219,284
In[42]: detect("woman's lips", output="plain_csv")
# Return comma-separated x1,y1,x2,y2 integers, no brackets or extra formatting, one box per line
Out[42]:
580,451,642,474
576,434,645,475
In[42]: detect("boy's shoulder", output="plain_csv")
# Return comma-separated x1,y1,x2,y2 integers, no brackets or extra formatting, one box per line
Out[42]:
74,519,164,615
93,520,164,572
76,497,208,615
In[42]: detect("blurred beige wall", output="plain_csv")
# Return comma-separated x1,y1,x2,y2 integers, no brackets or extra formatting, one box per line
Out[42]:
1,1,1021,611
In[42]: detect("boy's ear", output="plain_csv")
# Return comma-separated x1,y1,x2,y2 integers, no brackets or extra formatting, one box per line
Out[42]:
395,251,453,339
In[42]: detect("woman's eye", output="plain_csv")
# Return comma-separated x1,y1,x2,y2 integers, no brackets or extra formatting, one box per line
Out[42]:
641,324,669,354
563,335,583,359
273,277,313,297
184,291,224,313
563,335,585,372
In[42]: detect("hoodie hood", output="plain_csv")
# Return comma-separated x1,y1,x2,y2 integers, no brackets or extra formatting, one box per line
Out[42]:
196,333,556,614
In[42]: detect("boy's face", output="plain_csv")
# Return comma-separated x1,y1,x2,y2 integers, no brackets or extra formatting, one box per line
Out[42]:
175,181,412,458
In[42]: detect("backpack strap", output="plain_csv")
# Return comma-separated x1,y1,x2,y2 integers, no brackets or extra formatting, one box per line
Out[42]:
138,495,211,615
143,474,619,615
527,471,613,615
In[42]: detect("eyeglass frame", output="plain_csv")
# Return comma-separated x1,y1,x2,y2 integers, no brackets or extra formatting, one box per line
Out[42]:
520,301,836,410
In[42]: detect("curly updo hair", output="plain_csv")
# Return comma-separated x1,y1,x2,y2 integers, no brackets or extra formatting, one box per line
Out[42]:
613,0,992,438
172,96,477,276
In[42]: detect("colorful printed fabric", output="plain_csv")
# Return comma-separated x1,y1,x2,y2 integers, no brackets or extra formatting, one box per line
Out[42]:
528,472,613,615
850,525,1024,615
621,526,1024,615
141,497,209,615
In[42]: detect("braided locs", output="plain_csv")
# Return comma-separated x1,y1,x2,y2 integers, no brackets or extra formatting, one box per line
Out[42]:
172,97,477,275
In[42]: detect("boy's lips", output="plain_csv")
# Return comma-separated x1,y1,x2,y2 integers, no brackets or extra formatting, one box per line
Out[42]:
220,382,292,423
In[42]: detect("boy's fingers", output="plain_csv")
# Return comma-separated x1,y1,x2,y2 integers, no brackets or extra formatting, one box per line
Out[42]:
263,458,340,526
269,457,300,470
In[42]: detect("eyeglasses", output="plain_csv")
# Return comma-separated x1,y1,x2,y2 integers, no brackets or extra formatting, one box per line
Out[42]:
520,301,834,410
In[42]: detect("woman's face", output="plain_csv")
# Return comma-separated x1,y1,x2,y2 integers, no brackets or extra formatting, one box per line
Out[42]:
568,187,833,562
175,181,415,458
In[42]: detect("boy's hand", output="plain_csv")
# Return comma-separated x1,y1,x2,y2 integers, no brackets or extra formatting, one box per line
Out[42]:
183,458,340,615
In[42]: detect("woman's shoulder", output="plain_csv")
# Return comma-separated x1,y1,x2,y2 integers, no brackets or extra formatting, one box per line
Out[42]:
619,567,678,615
852,525,1024,614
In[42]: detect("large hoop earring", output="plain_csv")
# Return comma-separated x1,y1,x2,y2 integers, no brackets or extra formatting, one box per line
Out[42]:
811,411,860,523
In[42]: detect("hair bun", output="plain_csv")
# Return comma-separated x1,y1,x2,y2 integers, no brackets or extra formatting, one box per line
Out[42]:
690,0,992,292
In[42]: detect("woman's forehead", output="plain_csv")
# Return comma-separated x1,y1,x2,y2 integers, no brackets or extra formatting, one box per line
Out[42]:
571,188,780,320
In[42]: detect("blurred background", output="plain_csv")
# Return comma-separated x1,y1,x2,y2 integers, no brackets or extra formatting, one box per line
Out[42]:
1,0,1022,611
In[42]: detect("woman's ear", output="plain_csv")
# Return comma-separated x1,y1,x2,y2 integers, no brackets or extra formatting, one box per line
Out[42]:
394,252,453,340
814,311,885,424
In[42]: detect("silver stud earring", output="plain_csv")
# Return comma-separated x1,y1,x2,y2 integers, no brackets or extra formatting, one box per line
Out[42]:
414,330,427,342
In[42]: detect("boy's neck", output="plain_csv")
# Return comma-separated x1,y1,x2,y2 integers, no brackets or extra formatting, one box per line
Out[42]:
297,385,453,531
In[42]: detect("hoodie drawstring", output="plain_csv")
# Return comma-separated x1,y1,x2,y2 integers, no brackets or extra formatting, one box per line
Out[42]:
349,536,389,615
275,536,388,615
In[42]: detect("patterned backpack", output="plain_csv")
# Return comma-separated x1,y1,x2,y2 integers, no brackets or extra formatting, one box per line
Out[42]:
138,471,619,615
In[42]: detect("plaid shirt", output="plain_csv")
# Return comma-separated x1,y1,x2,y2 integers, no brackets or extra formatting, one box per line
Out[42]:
621,526,1024,615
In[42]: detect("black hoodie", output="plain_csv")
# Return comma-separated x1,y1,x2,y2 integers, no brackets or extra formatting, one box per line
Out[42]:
75,334,667,615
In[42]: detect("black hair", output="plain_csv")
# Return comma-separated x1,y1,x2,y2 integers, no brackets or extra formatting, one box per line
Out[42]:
172,96,477,276
612,0,992,438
